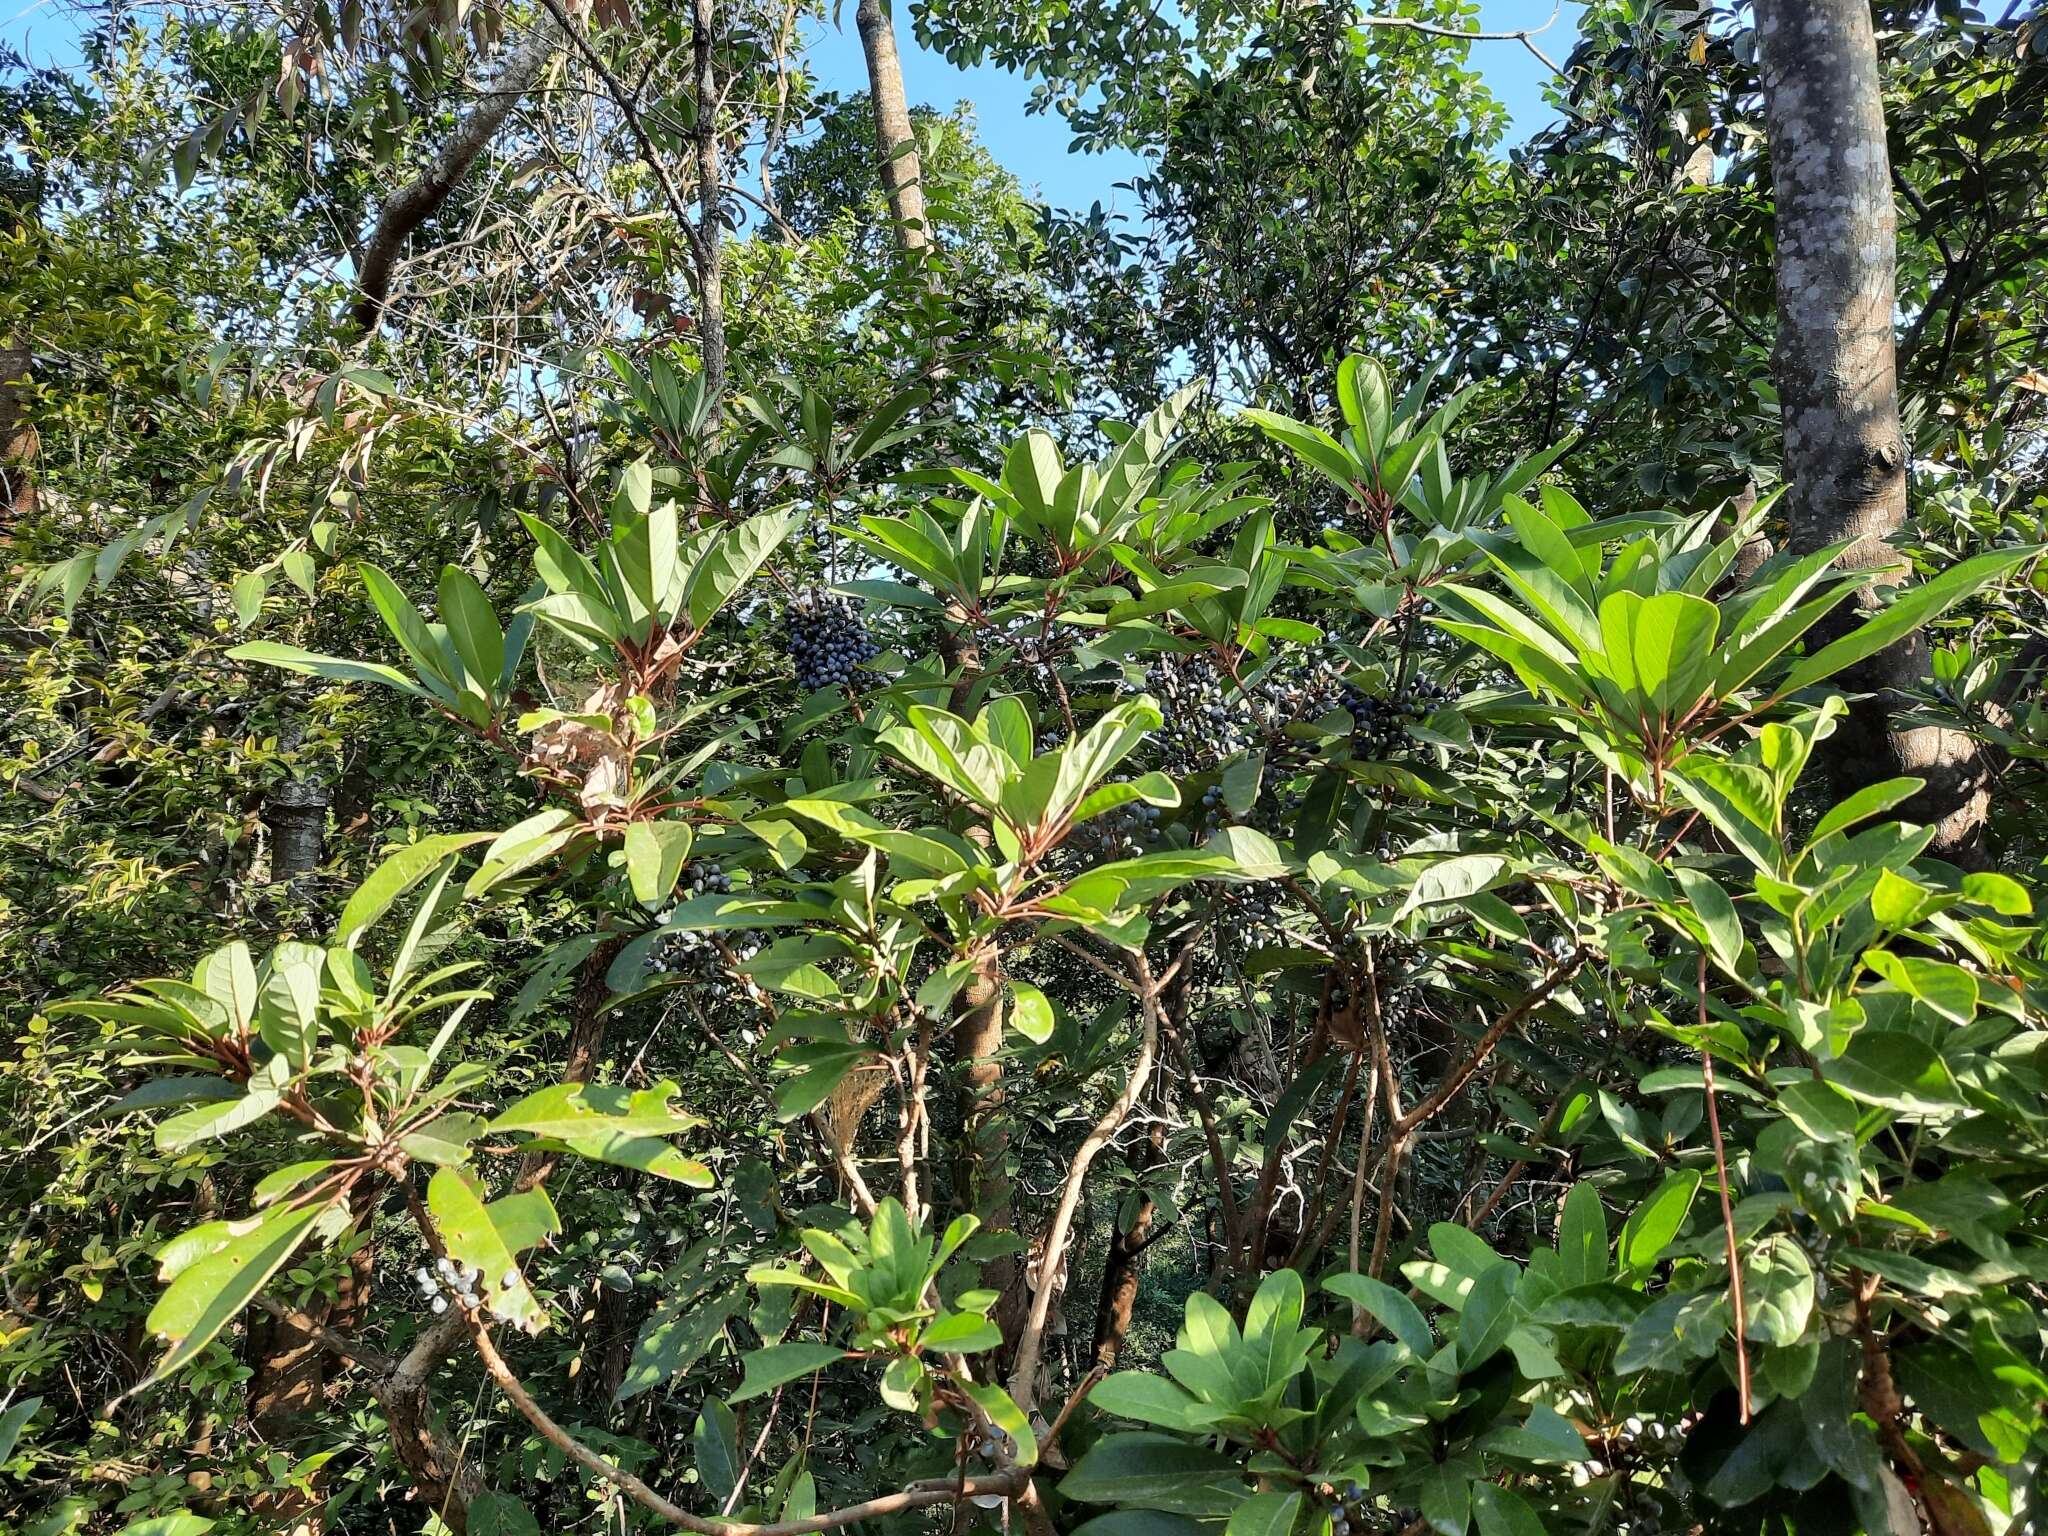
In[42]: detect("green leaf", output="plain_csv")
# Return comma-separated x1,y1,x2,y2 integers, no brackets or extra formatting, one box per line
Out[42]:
112,1520,215,1536
1808,778,1925,845
438,565,505,699
227,640,430,700
1417,1457,1474,1536
426,1168,548,1334
1960,871,2030,916
624,821,694,907
1825,1031,1961,1114
0,1395,42,1464
732,1342,847,1403
1472,1486,1544,1536
1224,1492,1300,1536
1674,867,1744,971
964,1379,1039,1468
230,569,267,628
1618,1170,1701,1271
619,1284,741,1402
1457,1264,1518,1369
695,1396,741,1506
1242,409,1360,495
155,1085,281,1152
1323,1272,1432,1357
337,835,492,948
359,563,454,688
1740,1236,1815,1346
398,1113,484,1166
1395,854,1508,920
487,1081,704,1141
1779,547,2038,693
109,1077,237,1116
920,1310,1003,1354
1070,1515,1209,1536
1615,1287,1728,1374
1240,1267,1312,1392
468,1492,543,1536
1009,981,1055,1045
686,511,793,631
1060,1434,1247,1516
146,1200,330,1385
466,810,581,896
198,940,258,1033
1088,1372,1208,1430
1557,1182,1608,1287
562,1133,713,1186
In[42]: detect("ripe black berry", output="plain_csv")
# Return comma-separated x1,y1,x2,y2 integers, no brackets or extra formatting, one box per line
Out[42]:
1340,677,1455,758
786,594,879,692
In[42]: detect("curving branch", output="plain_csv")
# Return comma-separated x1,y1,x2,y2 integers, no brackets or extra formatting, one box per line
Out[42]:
350,24,563,333
465,1311,1029,1535
1356,4,1565,77
1005,945,1163,1414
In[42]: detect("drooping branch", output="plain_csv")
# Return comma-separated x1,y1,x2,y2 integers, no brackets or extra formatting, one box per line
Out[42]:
532,0,727,443
350,25,562,333
1365,944,1586,1280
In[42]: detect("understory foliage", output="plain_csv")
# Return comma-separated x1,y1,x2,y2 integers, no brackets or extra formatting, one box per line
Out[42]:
5,5,2048,1536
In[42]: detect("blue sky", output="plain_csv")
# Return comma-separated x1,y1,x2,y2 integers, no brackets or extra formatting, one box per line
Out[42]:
802,2,1583,214
4,0,1580,212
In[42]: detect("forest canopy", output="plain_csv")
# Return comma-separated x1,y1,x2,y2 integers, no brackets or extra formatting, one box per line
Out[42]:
3,2,2048,1535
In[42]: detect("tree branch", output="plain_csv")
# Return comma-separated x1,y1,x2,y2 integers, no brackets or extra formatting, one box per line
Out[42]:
1356,4,1566,77
465,1311,1027,1535
251,1293,398,1377
1005,946,1162,1414
351,24,562,332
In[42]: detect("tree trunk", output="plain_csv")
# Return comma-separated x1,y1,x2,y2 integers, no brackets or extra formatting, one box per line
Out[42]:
1,335,33,532
373,1314,483,1533
1090,1109,1163,1370
1753,0,1988,857
854,0,929,254
691,0,729,439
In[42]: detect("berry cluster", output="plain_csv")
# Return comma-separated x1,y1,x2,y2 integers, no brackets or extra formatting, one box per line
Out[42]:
1315,1481,1415,1536
1213,879,1286,959
786,595,879,692
990,616,1071,668
412,1254,512,1317
1139,654,1260,769
1573,1414,1692,1533
678,862,732,901
1243,648,1350,751
1340,678,1456,757
1090,799,1163,858
651,866,758,996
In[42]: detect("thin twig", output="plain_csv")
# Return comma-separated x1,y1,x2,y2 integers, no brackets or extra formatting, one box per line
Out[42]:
1698,951,1750,1423
467,1309,1028,1534
1355,5,1566,82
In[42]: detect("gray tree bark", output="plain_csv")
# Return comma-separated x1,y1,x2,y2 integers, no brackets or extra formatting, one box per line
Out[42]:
350,26,559,333
1753,0,1988,858
854,0,930,254
690,0,729,437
